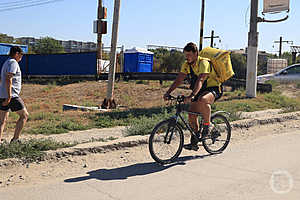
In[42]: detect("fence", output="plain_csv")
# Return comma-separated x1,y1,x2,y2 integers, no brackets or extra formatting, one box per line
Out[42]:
0,52,97,76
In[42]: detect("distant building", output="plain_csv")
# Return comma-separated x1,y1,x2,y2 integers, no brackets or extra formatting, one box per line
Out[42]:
59,40,97,53
231,48,269,64
147,44,183,52
16,36,97,53
16,37,37,47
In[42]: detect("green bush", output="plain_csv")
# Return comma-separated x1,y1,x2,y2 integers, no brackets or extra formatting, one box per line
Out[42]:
0,139,74,161
124,110,172,136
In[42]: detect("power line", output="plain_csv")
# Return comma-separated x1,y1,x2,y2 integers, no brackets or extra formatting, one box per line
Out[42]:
0,0,63,12
0,0,35,5
0,0,55,8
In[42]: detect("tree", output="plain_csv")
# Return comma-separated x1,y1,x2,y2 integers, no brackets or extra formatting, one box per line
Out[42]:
0,33,14,43
281,52,293,65
231,53,247,79
149,48,185,72
34,37,64,54
160,50,185,72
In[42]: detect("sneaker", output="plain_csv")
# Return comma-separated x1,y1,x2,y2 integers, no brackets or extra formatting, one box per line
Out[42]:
201,124,212,140
10,138,21,144
183,143,199,151
184,133,200,151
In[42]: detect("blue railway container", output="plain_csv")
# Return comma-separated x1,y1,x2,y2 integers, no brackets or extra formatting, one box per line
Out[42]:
0,43,28,55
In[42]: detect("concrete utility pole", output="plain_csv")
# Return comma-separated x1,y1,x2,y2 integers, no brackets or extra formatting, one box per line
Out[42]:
101,0,121,109
204,30,220,48
246,0,259,98
274,36,293,57
199,0,205,51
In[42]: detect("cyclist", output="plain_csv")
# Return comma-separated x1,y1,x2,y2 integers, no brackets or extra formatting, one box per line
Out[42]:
163,42,223,151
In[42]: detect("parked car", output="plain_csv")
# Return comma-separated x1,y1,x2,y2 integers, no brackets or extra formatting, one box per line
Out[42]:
257,64,300,83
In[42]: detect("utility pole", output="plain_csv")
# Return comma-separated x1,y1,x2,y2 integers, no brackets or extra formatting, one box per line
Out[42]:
101,0,121,109
97,0,103,62
204,30,220,48
199,0,205,51
274,36,293,57
246,0,259,98
95,0,107,73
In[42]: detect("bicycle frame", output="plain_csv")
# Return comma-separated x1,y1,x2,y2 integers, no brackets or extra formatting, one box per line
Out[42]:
165,95,230,144
166,100,204,143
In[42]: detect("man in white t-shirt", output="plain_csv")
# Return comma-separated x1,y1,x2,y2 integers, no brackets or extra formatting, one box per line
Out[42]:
0,46,29,144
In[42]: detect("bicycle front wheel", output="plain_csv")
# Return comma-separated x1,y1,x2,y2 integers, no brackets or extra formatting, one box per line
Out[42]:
149,119,184,165
202,114,231,154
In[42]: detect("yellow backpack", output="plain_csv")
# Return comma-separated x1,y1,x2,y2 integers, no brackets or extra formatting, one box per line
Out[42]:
199,47,235,83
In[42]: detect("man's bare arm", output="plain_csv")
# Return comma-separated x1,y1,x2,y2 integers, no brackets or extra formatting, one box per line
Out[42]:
165,72,187,95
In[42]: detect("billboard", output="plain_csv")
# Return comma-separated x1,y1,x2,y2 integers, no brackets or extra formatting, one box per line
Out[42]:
263,0,290,13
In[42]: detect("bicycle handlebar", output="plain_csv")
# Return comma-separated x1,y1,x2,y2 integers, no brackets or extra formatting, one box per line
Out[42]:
166,95,185,103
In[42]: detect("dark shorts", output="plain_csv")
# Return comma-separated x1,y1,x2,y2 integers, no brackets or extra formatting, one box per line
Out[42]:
0,97,25,112
193,86,223,102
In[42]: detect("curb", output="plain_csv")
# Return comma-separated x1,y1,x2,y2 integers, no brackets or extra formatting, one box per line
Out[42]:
1,111,300,167
231,111,300,129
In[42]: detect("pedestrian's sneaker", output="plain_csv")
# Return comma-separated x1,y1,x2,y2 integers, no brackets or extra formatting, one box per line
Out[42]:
0,139,5,145
10,138,21,144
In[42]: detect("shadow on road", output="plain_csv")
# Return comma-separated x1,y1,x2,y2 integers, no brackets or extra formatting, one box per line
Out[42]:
64,154,212,182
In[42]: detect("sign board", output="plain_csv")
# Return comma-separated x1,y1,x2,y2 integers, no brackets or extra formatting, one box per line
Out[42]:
93,20,107,34
263,0,290,13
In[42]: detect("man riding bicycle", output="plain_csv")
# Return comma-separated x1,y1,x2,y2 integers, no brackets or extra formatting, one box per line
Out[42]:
163,42,223,151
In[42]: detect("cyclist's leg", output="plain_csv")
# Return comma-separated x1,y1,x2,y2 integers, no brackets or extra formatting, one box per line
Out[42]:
196,92,215,125
188,102,200,133
184,102,202,150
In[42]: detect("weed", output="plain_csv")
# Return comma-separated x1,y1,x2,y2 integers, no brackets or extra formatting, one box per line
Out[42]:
0,139,75,161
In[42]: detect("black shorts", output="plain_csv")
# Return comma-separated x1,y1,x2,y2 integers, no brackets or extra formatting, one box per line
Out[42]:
193,86,223,102
0,97,25,112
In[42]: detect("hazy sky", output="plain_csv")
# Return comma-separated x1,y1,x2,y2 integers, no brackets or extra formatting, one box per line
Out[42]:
0,0,298,54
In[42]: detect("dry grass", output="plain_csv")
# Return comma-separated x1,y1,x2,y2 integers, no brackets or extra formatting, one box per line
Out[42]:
3,81,188,137
2,80,300,138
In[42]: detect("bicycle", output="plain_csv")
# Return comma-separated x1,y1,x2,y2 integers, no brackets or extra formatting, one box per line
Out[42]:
149,95,231,165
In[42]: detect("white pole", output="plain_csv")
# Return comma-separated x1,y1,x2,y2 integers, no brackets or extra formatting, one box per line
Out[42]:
102,0,121,108
246,0,259,98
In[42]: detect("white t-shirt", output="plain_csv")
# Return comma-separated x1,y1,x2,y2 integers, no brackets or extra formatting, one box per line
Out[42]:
0,58,22,98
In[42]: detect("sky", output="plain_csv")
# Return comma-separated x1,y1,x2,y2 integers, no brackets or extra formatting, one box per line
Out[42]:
0,0,299,54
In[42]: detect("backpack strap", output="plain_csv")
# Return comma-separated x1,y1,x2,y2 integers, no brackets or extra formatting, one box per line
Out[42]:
188,59,209,90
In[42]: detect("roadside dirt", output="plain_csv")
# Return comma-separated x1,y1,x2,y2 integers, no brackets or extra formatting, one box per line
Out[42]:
277,84,300,98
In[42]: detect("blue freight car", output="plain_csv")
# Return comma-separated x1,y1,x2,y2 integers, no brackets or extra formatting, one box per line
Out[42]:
0,43,28,55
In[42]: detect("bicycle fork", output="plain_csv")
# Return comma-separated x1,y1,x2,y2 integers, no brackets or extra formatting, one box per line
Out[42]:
163,116,179,144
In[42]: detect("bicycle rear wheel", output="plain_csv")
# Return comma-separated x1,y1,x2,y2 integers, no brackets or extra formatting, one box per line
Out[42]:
202,114,231,154
149,119,184,165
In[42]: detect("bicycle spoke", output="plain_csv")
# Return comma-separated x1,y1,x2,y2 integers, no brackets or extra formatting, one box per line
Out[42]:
149,120,184,164
202,114,231,154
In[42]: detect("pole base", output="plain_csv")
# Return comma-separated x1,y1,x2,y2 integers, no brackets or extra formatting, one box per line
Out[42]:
101,98,117,109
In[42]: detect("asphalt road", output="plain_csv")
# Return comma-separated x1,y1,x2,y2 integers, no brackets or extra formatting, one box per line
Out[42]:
1,131,300,200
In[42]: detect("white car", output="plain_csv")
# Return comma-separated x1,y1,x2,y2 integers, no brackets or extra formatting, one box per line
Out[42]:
257,64,300,83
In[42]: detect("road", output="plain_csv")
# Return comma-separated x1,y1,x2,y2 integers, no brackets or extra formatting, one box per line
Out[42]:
0,130,300,200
